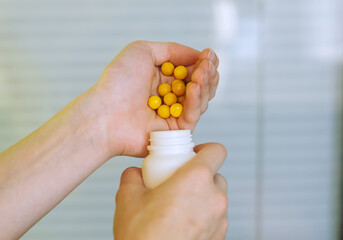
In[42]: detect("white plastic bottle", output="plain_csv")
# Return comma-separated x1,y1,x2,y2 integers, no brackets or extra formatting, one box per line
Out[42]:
142,130,196,189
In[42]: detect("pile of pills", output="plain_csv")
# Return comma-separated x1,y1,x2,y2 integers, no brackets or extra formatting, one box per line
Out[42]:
148,62,192,119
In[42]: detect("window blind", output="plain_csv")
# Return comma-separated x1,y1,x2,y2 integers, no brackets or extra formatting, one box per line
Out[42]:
0,0,340,239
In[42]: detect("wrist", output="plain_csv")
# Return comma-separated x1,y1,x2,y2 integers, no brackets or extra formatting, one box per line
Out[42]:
64,92,115,162
65,89,122,161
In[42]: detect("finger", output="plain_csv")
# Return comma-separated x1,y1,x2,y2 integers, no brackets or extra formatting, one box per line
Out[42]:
199,48,219,69
148,41,200,66
209,70,220,100
191,60,210,113
185,49,211,82
207,48,220,69
210,218,229,240
214,173,228,194
119,167,146,190
185,48,219,82
192,143,228,176
178,82,201,131
206,60,219,101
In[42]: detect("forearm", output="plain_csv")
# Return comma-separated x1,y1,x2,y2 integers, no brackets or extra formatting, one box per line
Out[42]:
0,91,112,239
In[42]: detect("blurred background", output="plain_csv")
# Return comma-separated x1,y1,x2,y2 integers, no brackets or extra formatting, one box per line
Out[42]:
0,0,342,239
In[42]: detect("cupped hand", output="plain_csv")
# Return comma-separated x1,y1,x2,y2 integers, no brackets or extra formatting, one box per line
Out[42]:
113,143,228,240
87,41,219,157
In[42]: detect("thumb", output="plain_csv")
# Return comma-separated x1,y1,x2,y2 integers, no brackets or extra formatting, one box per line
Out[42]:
119,167,147,191
179,142,227,176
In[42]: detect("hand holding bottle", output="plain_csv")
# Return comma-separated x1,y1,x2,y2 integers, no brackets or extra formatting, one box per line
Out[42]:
114,143,228,240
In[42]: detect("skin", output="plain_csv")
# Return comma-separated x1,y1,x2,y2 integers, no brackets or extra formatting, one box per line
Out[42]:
0,41,224,239
114,143,228,240
93,41,220,157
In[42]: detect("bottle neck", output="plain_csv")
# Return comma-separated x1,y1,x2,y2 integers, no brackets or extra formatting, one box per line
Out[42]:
147,130,194,154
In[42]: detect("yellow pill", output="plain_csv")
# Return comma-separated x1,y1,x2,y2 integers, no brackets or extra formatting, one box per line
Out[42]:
177,95,185,103
172,81,186,96
164,92,177,106
148,95,162,110
174,66,188,80
157,104,170,119
161,62,175,76
158,83,172,97
172,79,183,86
170,103,183,118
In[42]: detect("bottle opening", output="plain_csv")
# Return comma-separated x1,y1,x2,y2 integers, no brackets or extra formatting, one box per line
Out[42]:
147,130,194,151
150,130,191,141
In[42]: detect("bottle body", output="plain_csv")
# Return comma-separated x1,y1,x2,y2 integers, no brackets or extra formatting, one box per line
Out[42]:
143,151,196,189
142,130,195,189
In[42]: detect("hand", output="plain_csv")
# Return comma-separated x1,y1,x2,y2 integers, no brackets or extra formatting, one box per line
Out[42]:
113,143,228,240
84,41,220,157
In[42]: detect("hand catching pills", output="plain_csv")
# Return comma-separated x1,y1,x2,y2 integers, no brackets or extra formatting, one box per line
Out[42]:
89,41,220,157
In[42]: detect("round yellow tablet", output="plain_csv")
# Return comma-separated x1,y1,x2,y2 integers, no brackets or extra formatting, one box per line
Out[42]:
174,66,188,80
158,83,172,97
170,103,183,118
161,62,175,76
172,81,186,96
172,79,183,86
148,95,162,110
157,104,170,119
163,92,177,106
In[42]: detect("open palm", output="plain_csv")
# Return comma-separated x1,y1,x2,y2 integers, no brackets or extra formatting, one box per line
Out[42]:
92,41,219,157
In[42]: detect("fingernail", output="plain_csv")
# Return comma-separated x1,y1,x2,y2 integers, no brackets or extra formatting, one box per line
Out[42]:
208,49,216,63
208,61,213,73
